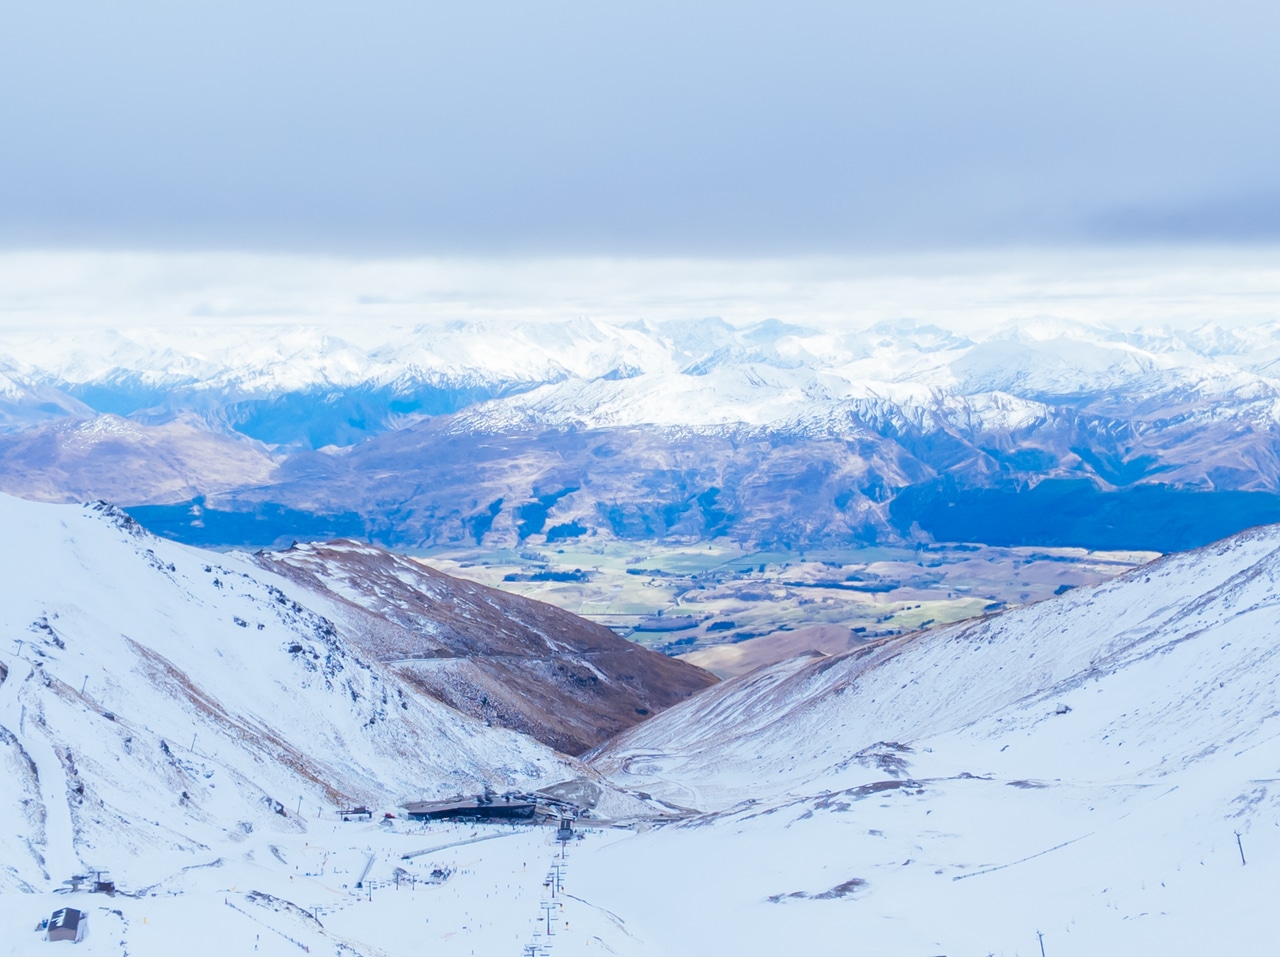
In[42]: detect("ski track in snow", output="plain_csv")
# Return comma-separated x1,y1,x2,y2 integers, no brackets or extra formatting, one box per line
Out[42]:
0,662,81,884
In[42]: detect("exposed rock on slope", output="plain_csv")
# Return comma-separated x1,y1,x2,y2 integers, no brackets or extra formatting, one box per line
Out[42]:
257,540,718,755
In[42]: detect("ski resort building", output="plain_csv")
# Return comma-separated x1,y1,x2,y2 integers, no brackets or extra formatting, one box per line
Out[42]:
403,795,538,822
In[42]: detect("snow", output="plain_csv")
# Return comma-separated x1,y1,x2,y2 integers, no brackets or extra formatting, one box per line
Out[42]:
575,524,1280,953
0,819,610,957
5,316,1280,438
0,495,576,896
6,494,1280,953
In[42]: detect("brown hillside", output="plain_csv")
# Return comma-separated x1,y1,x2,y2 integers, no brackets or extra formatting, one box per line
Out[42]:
256,540,717,755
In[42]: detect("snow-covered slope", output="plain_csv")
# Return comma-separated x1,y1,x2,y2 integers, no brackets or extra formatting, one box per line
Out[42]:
564,524,1280,953
0,366,92,435
8,316,1280,441
5,497,1280,955
0,495,577,894
592,523,1280,806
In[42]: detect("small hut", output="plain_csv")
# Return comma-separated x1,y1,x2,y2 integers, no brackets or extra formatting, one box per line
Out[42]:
47,907,86,943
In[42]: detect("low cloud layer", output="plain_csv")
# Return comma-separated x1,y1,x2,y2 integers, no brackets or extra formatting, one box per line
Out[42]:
1,248,1277,338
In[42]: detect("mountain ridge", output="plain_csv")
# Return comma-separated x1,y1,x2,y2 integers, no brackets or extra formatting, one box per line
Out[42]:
254,539,717,755
0,494,664,894
4,317,1280,553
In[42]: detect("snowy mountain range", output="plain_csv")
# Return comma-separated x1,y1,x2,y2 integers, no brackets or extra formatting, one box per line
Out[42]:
4,316,1280,551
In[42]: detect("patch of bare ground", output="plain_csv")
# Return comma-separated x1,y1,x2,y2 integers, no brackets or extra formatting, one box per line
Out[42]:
258,542,717,755
768,878,867,902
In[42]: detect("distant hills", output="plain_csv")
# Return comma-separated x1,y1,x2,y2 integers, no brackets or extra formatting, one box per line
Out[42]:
3,316,1280,552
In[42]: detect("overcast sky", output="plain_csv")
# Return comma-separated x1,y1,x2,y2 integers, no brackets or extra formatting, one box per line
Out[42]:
3,248,1279,338
3,1,1279,256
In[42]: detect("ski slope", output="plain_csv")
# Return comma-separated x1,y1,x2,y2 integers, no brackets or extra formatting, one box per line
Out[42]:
0,494,577,896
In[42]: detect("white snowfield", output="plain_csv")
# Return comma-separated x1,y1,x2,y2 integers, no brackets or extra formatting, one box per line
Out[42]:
5,492,1280,955
585,523,1280,953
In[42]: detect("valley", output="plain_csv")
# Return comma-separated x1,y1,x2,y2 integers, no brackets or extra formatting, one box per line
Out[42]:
3,315,1280,954
254,539,715,754
418,539,1156,676
4,6,1276,950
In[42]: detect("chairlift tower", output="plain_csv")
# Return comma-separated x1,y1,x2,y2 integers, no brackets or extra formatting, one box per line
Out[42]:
540,900,557,935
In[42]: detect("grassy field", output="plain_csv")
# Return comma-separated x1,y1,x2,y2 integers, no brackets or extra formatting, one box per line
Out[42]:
415,540,1157,677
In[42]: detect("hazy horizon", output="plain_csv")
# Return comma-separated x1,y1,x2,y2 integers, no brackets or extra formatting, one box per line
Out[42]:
1,246,1278,342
